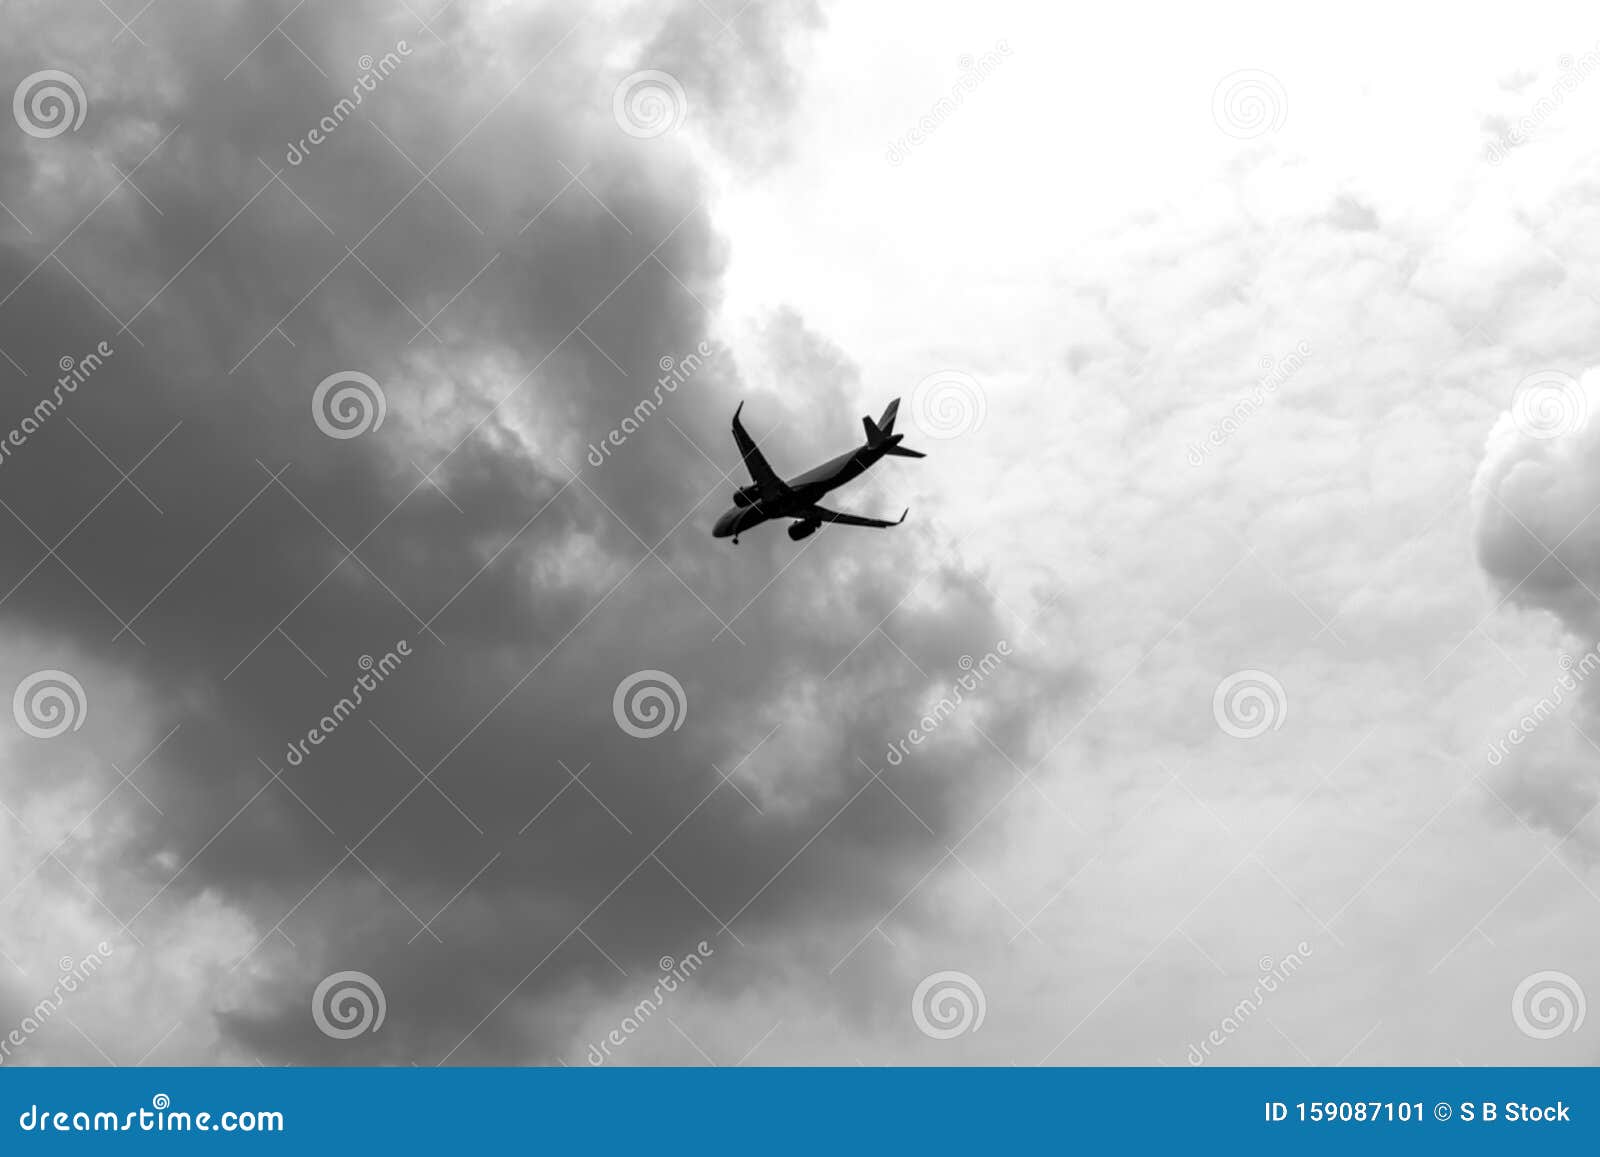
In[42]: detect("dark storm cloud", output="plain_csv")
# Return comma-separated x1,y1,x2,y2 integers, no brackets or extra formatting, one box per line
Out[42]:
640,0,824,170
0,0,1076,1064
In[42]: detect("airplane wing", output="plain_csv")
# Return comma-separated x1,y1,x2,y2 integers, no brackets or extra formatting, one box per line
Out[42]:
732,402,788,496
804,504,908,529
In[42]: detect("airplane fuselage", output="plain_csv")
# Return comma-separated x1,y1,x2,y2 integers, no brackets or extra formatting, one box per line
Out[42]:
712,444,884,540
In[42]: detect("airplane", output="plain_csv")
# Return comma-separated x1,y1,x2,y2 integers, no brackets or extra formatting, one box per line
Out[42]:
713,398,924,543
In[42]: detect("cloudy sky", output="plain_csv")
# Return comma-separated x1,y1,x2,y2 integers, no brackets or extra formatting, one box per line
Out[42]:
1,0,1597,1067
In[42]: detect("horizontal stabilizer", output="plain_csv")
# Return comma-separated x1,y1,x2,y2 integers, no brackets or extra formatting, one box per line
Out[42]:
863,398,903,448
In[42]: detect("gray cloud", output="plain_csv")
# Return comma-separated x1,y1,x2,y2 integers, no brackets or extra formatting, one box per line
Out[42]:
0,0,1074,1065
1473,372,1600,854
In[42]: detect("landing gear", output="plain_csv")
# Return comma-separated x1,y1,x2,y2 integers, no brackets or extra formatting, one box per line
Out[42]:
732,536,739,544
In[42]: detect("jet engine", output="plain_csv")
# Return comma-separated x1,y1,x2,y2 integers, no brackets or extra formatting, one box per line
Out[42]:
787,519,819,541
732,485,762,508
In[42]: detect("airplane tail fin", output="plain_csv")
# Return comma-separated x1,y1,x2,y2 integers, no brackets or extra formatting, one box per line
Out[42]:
863,398,925,458
877,398,900,435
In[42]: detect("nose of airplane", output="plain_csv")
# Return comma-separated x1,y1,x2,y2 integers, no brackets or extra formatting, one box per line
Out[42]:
712,509,736,538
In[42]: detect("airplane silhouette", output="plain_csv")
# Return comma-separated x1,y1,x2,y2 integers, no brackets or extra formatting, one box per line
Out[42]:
713,398,924,543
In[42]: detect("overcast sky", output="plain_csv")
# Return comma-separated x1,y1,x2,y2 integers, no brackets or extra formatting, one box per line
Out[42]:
1,0,1597,1067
